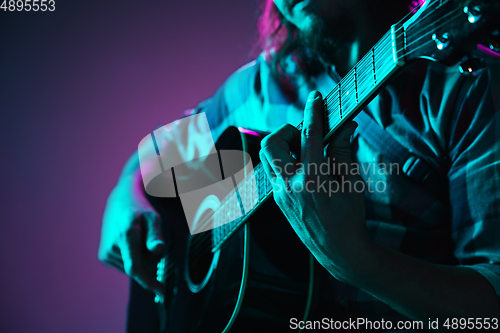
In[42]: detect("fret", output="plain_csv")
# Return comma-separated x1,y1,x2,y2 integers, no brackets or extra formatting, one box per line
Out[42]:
236,174,247,214
213,200,221,246
356,54,375,101
228,191,238,229
374,31,397,78
221,196,227,235
247,174,253,212
338,82,342,118
226,195,232,229
256,164,266,201
325,85,341,129
212,209,218,247
226,193,235,230
216,197,228,243
340,70,357,116
372,48,377,85
216,207,221,245
325,100,340,132
354,66,358,103
251,171,258,207
325,26,404,136
233,189,244,220
224,195,231,233
264,170,271,194
217,205,222,240
231,193,237,223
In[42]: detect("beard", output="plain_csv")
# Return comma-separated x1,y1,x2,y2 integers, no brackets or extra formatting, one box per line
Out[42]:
295,8,358,66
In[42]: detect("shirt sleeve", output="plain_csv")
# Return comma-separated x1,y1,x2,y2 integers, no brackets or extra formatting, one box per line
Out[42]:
137,59,262,198
447,60,500,301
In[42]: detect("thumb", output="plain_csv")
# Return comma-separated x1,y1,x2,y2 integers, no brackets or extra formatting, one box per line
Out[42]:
301,90,325,167
144,212,165,255
326,121,358,176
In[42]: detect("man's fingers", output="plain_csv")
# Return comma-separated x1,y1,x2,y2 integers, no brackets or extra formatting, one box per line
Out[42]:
260,150,285,194
259,150,276,180
120,228,164,295
144,213,165,257
260,123,300,178
302,91,325,167
326,121,358,177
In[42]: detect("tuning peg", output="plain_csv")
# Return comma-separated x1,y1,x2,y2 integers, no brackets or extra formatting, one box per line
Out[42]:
432,32,451,50
490,30,500,53
463,5,482,24
458,56,487,76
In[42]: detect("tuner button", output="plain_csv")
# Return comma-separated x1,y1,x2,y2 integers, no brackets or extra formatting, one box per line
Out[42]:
491,41,500,53
432,33,451,50
490,31,500,53
459,57,487,76
463,5,482,24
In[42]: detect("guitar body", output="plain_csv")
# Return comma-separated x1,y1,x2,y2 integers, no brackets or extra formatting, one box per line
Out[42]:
144,126,316,333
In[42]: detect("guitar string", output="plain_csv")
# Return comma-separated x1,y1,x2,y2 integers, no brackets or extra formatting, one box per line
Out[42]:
186,181,251,254
329,4,463,101
323,7,463,116
184,166,261,253
321,0,449,102
313,0,424,102
393,0,454,38
187,173,263,256
188,199,245,258
185,1,474,254
396,8,462,52
322,0,460,102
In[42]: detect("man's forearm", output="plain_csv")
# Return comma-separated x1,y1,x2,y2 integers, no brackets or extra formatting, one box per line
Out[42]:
343,243,500,329
110,152,149,204
117,152,141,182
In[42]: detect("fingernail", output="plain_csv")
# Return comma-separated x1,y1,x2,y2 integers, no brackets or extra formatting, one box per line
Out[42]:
150,240,164,248
308,90,321,102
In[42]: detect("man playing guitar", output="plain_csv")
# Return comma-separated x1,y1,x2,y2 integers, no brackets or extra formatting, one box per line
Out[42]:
99,0,500,331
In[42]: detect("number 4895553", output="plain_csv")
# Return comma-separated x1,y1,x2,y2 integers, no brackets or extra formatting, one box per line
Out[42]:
1,0,56,11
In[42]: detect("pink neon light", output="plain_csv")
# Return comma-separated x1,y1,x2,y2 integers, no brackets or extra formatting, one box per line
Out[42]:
238,127,261,137
477,44,500,60
409,0,426,13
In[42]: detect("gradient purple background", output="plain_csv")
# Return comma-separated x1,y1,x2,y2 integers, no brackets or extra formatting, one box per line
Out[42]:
0,1,259,332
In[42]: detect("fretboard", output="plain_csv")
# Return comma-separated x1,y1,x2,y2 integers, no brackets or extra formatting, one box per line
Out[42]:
211,24,405,253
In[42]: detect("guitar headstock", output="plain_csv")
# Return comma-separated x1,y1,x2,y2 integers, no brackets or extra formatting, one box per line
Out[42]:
403,0,500,65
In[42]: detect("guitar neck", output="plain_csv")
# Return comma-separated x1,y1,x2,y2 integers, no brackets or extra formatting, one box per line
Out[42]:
211,24,406,253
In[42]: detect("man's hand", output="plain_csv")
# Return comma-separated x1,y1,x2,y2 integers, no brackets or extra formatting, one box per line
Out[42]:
260,91,500,325
259,90,371,281
98,168,165,295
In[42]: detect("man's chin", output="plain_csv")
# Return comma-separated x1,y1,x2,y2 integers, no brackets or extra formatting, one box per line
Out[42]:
297,14,356,66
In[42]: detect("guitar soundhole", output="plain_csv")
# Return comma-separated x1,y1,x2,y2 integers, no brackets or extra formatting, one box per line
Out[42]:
185,207,221,293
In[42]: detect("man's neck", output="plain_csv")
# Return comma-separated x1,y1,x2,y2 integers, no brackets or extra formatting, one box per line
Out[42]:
331,7,400,76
